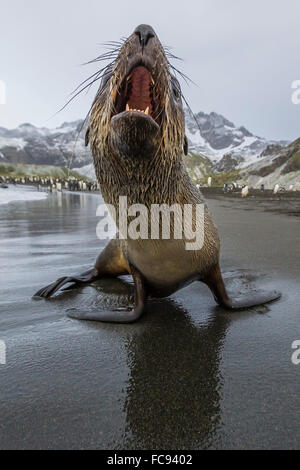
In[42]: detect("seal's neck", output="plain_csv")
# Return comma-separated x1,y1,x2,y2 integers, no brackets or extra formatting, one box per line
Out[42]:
94,148,185,208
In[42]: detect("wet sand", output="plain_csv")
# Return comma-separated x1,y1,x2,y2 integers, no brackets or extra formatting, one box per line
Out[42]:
0,191,300,450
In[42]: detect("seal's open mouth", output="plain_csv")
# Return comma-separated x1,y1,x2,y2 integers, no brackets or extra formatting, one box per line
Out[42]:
113,65,160,125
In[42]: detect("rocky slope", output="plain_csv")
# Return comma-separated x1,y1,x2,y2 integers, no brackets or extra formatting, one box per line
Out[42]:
238,138,300,188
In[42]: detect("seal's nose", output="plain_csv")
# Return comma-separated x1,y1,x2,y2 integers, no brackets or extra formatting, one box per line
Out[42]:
134,24,155,49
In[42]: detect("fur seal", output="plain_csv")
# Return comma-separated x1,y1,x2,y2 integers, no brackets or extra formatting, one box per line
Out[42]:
34,24,281,322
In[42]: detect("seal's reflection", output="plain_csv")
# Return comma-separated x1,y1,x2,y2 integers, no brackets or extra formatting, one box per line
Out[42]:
123,298,230,450
58,276,231,449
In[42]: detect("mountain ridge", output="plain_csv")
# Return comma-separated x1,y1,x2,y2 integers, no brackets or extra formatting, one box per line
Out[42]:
0,110,293,186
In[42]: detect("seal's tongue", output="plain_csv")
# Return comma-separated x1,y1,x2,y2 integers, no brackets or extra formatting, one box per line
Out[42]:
127,66,152,114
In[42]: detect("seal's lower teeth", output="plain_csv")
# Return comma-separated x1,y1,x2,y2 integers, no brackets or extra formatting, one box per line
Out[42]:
125,105,150,114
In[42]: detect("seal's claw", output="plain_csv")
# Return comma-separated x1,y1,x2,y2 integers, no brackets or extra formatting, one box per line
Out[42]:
33,277,69,299
33,269,98,299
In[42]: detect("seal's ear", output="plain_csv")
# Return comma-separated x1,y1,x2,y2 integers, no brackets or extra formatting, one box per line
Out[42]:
184,135,188,156
85,128,90,147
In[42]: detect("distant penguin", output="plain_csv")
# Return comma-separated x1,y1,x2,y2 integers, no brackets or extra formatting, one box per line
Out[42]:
289,185,294,191
242,186,249,198
208,177,212,187
274,184,280,194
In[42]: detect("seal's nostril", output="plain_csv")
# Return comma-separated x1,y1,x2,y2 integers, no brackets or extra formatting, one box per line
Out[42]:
134,24,155,49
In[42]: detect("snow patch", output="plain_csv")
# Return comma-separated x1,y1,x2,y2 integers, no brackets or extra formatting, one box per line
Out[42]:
0,137,27,151
0,185,49,206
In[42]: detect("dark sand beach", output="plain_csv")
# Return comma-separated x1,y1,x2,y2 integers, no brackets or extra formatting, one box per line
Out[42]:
0,190,300,450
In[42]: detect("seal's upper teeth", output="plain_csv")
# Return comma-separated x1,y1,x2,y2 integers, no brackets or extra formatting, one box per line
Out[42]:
145,107,149,115
126,103,130,111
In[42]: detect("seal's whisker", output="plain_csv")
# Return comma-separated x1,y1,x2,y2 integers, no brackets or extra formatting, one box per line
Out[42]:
69,65,112,96
83,53,119,65
58,75,107,114
82,46,121,65
163,45,183,62
168,64,196,87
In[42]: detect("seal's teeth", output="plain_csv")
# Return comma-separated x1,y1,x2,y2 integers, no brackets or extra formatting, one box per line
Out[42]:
126,103,130,111
145,107,149,115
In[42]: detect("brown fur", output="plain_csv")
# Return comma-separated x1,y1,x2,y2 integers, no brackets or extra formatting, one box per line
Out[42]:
88,28,220,295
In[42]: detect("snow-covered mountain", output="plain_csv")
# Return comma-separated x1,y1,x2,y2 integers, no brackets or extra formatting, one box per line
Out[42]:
238,138,300,188
0,111,289,181
0,121,91,169
185,111,288,169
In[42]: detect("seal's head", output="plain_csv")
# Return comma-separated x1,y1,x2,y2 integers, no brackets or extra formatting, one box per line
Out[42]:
89,25,187,161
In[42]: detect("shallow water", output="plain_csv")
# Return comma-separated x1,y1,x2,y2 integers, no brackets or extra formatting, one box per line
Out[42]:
0,191,299,449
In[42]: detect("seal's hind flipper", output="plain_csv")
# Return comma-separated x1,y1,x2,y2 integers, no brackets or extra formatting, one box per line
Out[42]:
67,264,146,324
203,264,281,311
33,268,99,299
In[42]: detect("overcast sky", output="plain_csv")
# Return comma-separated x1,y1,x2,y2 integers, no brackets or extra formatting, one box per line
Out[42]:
0,0,299,140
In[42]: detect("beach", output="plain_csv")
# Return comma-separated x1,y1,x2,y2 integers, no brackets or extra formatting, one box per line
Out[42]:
0,190,300,450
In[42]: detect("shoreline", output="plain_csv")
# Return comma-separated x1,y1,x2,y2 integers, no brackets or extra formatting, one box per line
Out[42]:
201,187,300,200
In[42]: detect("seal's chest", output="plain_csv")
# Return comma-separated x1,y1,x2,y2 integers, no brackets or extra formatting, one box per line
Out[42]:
127,238,202,287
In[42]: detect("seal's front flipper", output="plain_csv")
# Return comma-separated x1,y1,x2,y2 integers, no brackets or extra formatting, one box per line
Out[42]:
203,264,281,311
67,265,147,324
33,239,129,299
33,268,99,299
